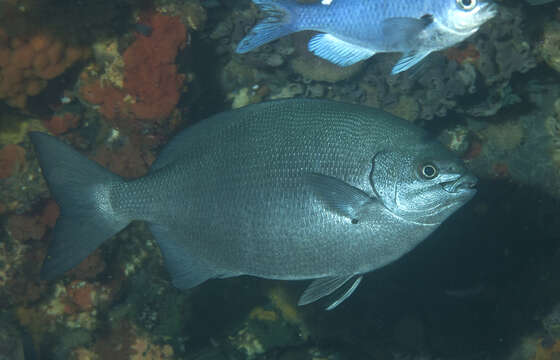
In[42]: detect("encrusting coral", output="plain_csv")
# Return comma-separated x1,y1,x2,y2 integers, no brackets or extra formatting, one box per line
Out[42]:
0,29,89,109
80,13,187,129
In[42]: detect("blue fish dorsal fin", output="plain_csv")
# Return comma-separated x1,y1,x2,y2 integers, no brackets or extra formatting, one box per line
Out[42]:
391,50,431,74
308,33,375,67
150,224,224,288
298,275,363,310
305,173,376,222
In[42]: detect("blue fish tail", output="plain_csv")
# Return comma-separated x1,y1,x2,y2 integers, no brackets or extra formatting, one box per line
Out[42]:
236,0,299,53
29,132,130,280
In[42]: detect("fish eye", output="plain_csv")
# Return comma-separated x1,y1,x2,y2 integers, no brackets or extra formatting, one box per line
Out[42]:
457,0,477,10
420,163,438,179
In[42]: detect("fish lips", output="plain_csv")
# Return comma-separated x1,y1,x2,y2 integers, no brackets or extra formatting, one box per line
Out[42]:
478,2,498,21
441,173,478,196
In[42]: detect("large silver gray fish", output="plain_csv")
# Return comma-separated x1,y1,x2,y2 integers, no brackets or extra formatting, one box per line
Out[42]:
30,99,476,309
236,0,497,74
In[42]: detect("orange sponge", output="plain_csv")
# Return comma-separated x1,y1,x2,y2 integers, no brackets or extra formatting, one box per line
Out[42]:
0,29,90,109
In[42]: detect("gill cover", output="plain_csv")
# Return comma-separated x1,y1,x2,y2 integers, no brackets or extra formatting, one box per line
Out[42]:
370,149,474,225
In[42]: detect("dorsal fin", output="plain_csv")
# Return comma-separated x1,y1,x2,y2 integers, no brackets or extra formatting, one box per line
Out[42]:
150,130,192,172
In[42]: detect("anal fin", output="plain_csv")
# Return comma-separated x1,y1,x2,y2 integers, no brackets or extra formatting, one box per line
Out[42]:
308,33,375,67
149,224,220,289
298,275,363,310
391,50,431,74
326,276,362,310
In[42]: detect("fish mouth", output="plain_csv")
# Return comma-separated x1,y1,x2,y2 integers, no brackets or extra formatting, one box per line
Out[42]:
441,173,478,194
478,2,498,21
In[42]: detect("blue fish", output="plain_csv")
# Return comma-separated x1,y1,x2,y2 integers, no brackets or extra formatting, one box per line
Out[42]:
236,0,497,74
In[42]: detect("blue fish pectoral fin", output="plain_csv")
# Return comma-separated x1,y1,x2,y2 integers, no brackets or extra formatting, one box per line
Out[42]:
305,173,375,222
391,50,432,74
150,224,220,289
308,33,376,67
236,0,298,54
298,275,363,310
381,16,433,48
379,16,433,74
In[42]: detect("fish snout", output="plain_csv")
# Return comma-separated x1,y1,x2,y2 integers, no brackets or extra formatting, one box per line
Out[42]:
442,173,478,194
479,1,498,20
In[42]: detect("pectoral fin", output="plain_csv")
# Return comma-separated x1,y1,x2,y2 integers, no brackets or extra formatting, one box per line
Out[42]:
308,33,376,67
298,275,363,310
380,16,433,74
305,173,375,222
381,16,433,48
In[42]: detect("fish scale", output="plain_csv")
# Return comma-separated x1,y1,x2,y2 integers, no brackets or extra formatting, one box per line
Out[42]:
30,99,476,309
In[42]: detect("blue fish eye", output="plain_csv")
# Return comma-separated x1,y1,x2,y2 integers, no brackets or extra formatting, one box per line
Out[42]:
420,163,439,179
457,0,477,10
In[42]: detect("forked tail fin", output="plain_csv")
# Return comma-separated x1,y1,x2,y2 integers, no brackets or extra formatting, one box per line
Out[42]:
29,132,130,280
236,0,299,54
